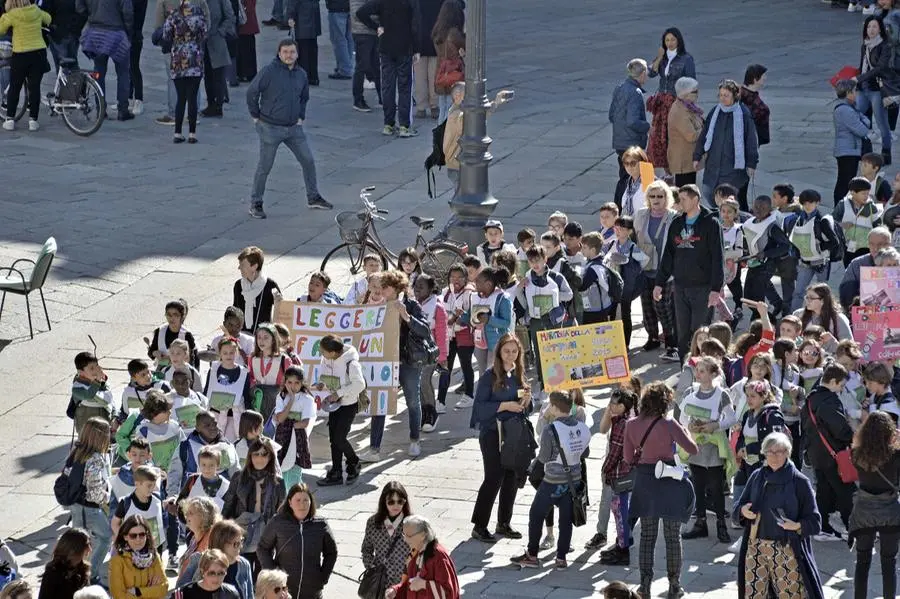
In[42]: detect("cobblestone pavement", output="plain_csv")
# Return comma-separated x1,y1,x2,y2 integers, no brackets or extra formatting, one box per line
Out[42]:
0,0,877,596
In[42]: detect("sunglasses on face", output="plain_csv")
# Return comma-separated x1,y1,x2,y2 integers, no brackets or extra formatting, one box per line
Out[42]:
273,586,287,594
623,160,638,167
802,349,820,357
647,194,665,199
206,570,227,577
127,531,147,540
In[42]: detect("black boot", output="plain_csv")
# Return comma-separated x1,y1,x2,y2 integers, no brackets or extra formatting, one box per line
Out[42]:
345,462,361,483
471,525,497,543
681,518,708,539
716,518,731,543
317,469,343,487
599,545,630,565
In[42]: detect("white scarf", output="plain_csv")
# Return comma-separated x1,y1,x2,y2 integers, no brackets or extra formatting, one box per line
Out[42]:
703,102,745,170
240,275,268,329
664,49,677,77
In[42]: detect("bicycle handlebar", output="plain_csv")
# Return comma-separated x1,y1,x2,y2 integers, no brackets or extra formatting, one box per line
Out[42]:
377,209,389,215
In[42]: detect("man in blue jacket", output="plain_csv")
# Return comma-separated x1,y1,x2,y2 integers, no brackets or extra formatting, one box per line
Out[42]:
246,39,333,219
608,58,650,208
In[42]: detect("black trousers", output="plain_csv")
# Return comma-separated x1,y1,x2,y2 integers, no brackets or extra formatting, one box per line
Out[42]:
129,37,143,101
471,429,518,528
352,34,380,103
583,306,617,324
203,52,226,109
437,339,474,404
613,149,628,209
744,264,782,317
727,264,744,307
296,38,318,84
328,403,359,470
236,34,257,81
854,528,900,599
690,464,726,519
7,50,45,120
834,155,860,204
673,172,696,187
174,76,201,134
814,465,855,531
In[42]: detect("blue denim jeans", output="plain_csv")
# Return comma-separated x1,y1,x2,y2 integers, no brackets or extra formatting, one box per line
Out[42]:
528,480,578,559
327,12,354,77
399,363,422,440
370,414,385,450
70,504,112,582
791,261,831,312
856,88,892,152
251,121,320,204
93,53,131,111
437,94,452,123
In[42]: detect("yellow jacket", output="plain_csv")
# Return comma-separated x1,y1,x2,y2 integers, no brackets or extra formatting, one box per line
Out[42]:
109,552,169,599
443,105,464,170
0,5,51,54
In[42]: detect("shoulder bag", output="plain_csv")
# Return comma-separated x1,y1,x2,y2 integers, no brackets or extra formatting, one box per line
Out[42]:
612,416,661,494
549,424,588,527
358,521,405,599
806,401,858,483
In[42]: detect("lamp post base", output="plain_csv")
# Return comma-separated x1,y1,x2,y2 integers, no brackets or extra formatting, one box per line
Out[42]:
445,193,499,253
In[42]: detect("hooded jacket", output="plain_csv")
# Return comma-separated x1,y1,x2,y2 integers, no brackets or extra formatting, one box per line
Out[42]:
655,205,724,292
318,345,366,407
0,5,51,52
801,385,854,470
257,513,338,598
246,56,309,126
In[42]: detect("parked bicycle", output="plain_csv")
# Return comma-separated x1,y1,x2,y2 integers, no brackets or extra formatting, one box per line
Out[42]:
321,186,469,294
0,56,106,136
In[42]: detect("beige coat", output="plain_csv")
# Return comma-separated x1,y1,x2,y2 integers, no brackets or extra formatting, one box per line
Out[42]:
667,99,704,175
443,105,463,170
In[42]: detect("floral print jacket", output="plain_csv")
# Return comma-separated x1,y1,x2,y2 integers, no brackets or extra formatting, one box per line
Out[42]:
163,2,208,78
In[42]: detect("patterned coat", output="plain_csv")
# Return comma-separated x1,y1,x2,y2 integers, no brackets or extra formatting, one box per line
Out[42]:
361,516,410,589
163,2,207,78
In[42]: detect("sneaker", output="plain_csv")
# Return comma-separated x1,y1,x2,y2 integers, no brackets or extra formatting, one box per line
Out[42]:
661,348,680,363
848,2,859,10
642,338,661,351
421,422,435,433
408,441,421,458
584,532,607,550
716,519,731,543
599,546,630,566
3,119,15,131
156,115,176,125
353,100,372,112
358,449,381,463
317,472,343,487
726,538,742,553
27,119,39,131
132,99,144,115
345,462,360,483
364,78,376,90
382,124,395,136
454,395,474,409
814,530,843,542
166,554,180,573
248,202,267,219
509,553,539,568
863,4,876,13
397,126,417,138
436,401,447,414
307,195,334,210
554,558,568,570
681,518,708,539
539,534,556,550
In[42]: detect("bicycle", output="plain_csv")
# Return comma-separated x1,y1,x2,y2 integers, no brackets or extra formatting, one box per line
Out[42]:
0,57,106,136
320,186,470,294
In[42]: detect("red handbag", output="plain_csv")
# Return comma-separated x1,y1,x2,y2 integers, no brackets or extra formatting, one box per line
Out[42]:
806,401,858,484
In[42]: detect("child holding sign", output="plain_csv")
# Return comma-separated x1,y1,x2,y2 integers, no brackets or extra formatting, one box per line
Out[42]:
273,366,316,490
205,337,253,441
167,370,208,434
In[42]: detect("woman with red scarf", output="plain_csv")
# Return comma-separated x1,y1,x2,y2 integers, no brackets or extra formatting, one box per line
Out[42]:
387,515,459,599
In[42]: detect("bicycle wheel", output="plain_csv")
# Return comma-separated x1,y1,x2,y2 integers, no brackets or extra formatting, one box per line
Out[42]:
61,72,105,136
0,80,27,122
421,241,467,285
320,242,389,297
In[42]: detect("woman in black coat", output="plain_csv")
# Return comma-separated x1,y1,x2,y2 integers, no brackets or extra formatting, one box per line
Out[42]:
37,529,91,599
856,16,894,163
257,483,338,599
284,0,321,84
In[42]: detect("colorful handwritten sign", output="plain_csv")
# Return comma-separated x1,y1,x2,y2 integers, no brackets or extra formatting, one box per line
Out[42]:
536,321,631,391
859,267,900,307
852,305,900,360
275,302,401,415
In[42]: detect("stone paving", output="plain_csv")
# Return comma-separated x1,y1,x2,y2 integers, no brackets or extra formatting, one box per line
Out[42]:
0,0,886,596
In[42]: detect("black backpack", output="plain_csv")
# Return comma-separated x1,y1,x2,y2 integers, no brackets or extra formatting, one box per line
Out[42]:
425,120,447,198
53,455,85,507
819,214,845,264
604,264,624,304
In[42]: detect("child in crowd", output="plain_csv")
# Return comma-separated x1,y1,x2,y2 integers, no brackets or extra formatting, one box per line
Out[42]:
110,465,166,551
273,323,302,367
0,580,29,599
110,438,154,514
778,315,803,344
772,184,801,319
492,250,531,367
122,359,172,417
580,232,621,324
414,274,449,432
594,388,637,564
69,351,114,434
835,339,865,428
598,202,618,245
603,216,649,347
204,337,252,441
147,299,197,371
344,254,383,305
600,582,640,599
679,356,736,544
463,254,482,285
789,189,839,311
460,266,512,374
720,198,744,323
860,152,892,203
714,183,751,220
439,263,476,411
362,272,385,304
833,176,883,267
170,446,231,557
397,247,421,288
520,246,572,399
166,413,237,507
562,222,586,274
316,335,366,485
516,229,536,279
162,339,203,392
547,211,568,238
116,391,185,477
208,307,255,366
729,352,779,420
248,323,292,420
295,271,340,303
167,369,208,434
273,366,316,488
476,219,516,267
771,338,804,467
542,231,582,326
234,410,266,470
798,339,825,393
862,361,900,423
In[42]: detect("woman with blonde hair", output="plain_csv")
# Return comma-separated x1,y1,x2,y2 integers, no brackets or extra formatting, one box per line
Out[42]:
173,550,238,599
0,0,50,131
619,146,653,218
667,77,704,186
253,570,288,599
177,497,221,578
634,180,679,361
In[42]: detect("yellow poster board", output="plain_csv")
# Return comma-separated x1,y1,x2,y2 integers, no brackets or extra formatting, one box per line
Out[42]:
639,161,655,192
536,321,631,391
275,302,401,415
